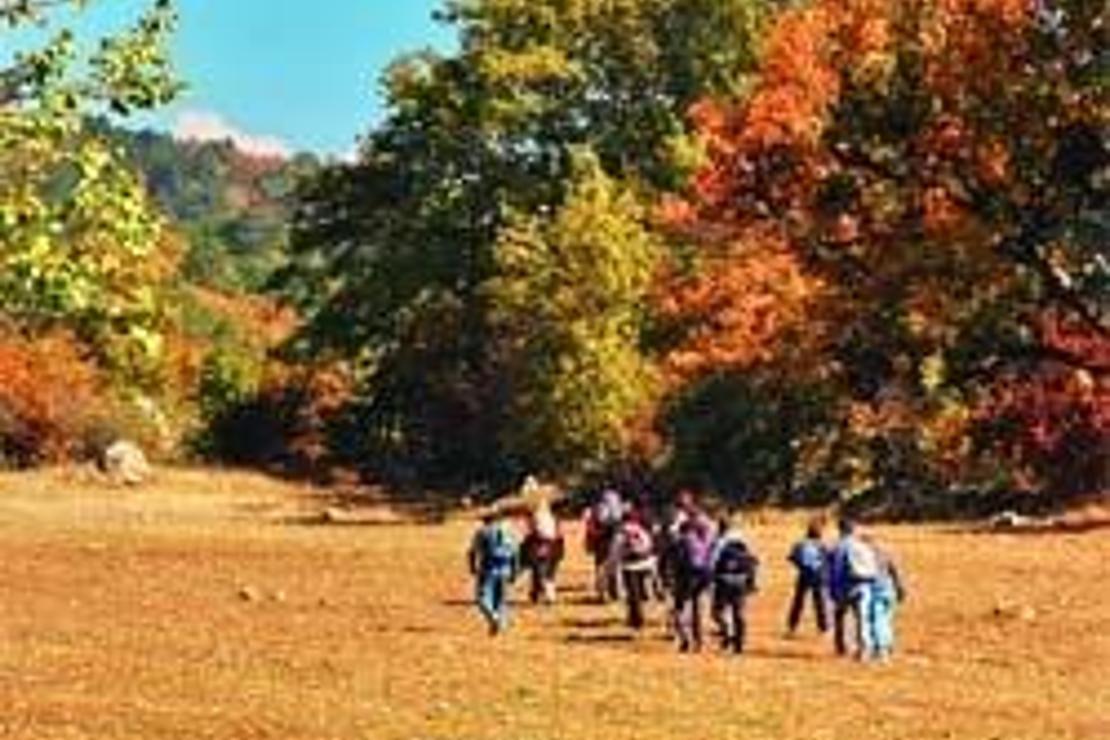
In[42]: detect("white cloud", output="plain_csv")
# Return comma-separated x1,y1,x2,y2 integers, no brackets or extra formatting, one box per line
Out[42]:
172,110,290,159
339,142,362,164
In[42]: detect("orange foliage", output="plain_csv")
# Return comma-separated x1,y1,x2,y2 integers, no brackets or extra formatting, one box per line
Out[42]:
921,186,964,235
659,228,825,379
972,314,1109,497
163,288,300,406
662,1,906,380
667,0,1048,381
189,288,299,347
974,137,1012,186
687,0,1038,225
203,360,355,474
0,332,105,465
924,0,1035,98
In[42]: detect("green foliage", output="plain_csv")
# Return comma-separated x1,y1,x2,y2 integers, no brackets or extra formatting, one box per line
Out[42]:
488,151,661,473
438,0,768,189
283,0,770,487
662,372,839,506
0,0,181,385
197,347,261,424
91,121,319,294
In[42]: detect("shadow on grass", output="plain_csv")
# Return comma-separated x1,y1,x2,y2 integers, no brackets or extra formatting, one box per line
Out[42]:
398,624,437,635
564,632,636,644
953,518,1110,537
271,485,457,528
277,513,413,528
561,615,624,630
440,597,546,610
441,598,473,608
743,646,827,662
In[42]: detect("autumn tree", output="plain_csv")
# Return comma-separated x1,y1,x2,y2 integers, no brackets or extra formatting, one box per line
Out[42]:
669,0,1108,506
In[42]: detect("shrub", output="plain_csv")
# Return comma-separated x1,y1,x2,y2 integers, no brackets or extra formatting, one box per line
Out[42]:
0,332,105,467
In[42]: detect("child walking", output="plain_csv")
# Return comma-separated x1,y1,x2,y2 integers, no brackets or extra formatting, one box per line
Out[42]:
863,534,906,661
673,515,715,652
711,517,759,654
522,498,564,604
615,510,657,630
785,521,829,636
828,518,878,659
468,509,519,635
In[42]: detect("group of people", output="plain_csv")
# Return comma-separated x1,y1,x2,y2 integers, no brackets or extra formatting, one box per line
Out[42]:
786,518,906,661
583,489,758,653
467,486,905,662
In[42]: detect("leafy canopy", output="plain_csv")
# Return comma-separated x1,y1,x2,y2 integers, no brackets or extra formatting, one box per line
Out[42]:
282,0,771,485
1,0,181,381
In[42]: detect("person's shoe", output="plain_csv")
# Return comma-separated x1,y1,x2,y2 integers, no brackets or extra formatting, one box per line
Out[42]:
490,616,508,636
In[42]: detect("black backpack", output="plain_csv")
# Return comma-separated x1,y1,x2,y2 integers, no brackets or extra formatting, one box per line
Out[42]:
714,539,758,591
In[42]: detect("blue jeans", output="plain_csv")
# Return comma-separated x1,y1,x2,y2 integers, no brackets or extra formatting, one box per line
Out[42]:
868,582,897,657
477,571,511,633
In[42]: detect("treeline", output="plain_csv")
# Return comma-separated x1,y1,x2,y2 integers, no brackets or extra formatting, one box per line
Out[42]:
92,119,319,294
2,0,1106,515
277,0,1108,513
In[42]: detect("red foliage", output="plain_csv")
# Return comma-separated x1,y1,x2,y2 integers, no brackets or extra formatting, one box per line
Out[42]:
977,366,1109,499
975,316,1110,498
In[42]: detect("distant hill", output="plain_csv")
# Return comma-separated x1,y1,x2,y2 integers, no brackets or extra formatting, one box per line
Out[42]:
90,119,322,294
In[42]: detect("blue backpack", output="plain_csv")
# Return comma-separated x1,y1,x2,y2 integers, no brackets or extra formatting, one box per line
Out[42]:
790,540,826,577
481,525,516,572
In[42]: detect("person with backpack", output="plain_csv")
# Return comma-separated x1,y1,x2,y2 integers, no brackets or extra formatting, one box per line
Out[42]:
673,513,716,652
614,510,657,630
584,488,625,602
785,520,830,636
654,497,684,600
828,518,879,659
521,497,565,605
710,517,760,654
468,509,519,635
861,533,906,661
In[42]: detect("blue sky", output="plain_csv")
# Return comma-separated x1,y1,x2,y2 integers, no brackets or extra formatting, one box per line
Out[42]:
5,0,453,156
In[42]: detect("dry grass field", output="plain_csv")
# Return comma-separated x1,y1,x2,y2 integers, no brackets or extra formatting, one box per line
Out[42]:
0,468,1107,739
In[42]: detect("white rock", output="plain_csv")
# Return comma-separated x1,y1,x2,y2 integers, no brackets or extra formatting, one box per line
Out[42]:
102,440,151,485
990,510,1029,529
